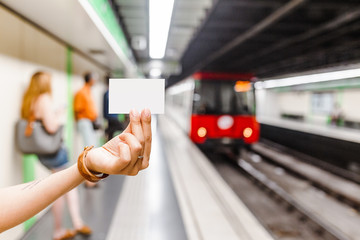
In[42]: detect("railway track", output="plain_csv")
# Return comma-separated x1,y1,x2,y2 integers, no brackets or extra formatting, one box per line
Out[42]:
205,144,360,240
251,141,360,211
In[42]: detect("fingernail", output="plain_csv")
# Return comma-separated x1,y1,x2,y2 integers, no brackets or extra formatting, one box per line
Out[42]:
130,109,139,118
144,108,151,118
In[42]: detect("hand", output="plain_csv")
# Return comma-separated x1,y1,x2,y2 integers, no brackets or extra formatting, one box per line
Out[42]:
86,109,152,176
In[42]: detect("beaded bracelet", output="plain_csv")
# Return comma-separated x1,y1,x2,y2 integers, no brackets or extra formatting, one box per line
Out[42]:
77,146,109,182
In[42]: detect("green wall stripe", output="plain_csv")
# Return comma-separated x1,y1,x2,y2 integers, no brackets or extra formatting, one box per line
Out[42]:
23,154,37,230
22,155,37,182
24,216,37,231
22,47,74,232
66,47,74,160
87,0,135,63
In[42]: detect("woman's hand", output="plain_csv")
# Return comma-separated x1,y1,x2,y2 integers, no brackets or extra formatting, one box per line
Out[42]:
85,109,152,176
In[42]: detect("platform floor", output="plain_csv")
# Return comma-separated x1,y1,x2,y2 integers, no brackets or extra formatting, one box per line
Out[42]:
21,119,187,240
19,116,273,240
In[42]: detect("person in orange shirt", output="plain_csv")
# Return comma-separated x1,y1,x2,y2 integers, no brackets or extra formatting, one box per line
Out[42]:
74,72,99,187
74,72,98,123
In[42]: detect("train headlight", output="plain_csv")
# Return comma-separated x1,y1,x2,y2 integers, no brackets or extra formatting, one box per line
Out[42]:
197,127,207,138
243,127,253,138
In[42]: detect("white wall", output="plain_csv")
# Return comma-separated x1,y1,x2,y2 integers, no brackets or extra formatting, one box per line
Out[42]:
256,84,360,125
0,6,107,239
255,89,280,120
277,92,310,115
342,89,360,121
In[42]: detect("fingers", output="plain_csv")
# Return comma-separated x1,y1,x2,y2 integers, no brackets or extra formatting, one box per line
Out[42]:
121,109,151,171
119,133,142,168
108,142,132,174
98,109,152,176
86,143,131,175
129,110,145,156
140,109,152,170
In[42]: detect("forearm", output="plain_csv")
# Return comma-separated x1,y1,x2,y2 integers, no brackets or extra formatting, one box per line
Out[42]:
0,109,152,233
0,164,84,232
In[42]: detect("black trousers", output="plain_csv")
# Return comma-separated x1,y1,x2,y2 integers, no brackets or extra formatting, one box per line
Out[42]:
105,118,124,140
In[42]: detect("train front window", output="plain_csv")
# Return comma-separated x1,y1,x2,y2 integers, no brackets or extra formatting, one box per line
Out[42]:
193,80,255,115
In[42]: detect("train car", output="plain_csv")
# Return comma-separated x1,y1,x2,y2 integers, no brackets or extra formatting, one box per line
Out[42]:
166,72,259,155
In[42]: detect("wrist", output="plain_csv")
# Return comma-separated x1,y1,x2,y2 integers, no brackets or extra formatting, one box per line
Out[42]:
84,148,96,173
77,146,108,182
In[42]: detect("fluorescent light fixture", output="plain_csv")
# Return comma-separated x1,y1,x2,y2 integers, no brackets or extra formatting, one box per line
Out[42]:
78,0,135,72
149,0,174,59
255,68,360,89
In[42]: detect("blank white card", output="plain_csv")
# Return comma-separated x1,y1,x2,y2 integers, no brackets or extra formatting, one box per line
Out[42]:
109,78,165,114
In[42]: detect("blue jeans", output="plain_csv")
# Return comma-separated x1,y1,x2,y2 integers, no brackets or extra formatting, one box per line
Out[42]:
37,146,69,170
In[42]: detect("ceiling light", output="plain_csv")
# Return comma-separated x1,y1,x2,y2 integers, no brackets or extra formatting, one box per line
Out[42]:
149,0,174,59
149,68,162,78
78,0,135,72
255,68,360,89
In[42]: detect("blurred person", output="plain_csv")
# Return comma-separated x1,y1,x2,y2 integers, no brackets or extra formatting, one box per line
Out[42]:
74,72,99,188
20,72,91,240
103,75,124,141
330,102,344,126
1,108,152,234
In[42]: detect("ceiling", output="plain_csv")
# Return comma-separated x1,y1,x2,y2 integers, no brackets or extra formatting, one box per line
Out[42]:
1,0,124,72
112,0,212,61
110,0,213,76
2,0,360,86
168,0,360,85
111,0,360,85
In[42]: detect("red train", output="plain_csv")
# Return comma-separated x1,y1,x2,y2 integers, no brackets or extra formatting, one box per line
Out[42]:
166,72,259,154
